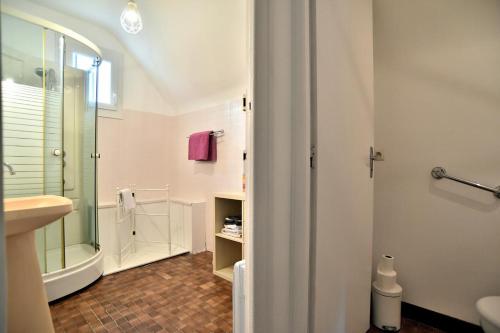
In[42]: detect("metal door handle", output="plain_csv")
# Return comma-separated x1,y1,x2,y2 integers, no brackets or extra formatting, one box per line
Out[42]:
370,147,384,178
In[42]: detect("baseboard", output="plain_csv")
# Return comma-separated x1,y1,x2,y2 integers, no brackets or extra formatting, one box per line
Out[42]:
402,302,482,333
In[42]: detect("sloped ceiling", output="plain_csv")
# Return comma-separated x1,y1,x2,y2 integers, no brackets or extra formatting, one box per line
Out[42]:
30,0,248,113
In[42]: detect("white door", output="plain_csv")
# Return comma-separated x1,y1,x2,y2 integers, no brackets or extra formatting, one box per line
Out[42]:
244,0,254,330
311,0,374,332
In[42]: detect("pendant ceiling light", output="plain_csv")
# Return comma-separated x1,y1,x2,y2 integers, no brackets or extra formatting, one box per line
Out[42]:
120,0,143,34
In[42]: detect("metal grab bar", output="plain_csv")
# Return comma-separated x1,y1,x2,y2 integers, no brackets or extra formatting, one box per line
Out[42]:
431,167,500,198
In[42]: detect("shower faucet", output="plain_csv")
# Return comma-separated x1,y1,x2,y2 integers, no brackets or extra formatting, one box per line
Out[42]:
3,162,15,175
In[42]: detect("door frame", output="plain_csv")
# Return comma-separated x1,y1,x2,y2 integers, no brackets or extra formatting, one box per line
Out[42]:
0,31,6,331
250,0,375,331
250,0,313,331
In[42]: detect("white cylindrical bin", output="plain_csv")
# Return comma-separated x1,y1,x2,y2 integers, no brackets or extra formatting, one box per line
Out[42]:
372,255,403,331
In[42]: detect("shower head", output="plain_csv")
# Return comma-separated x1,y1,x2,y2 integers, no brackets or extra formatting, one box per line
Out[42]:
34,67,45,78
34,67,57,89
35,67,56,77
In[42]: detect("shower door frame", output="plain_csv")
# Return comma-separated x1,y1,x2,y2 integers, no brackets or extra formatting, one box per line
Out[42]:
1,5,103,272
0,6,101,56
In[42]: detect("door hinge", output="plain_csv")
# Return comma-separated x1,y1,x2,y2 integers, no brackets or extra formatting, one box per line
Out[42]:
242,94,247,112
310,145,316,169
369,146,384,178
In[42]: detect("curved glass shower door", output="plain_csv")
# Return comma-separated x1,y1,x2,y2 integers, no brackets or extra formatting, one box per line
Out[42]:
63,37,99,265
1,13,100,274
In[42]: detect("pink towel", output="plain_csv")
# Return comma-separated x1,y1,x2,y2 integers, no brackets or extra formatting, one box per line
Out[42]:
188,131,217,161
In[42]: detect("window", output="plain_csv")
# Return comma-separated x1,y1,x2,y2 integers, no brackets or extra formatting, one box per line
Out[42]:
72,48,122,116
98,60,113,106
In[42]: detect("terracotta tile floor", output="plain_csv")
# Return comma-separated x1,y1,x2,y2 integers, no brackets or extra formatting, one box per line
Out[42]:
50,251,443,333
50,252,233,333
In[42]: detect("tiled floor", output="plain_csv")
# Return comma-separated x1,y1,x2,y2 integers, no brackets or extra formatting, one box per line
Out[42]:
50,252,233,333
368,318,445,333
50,251,443,333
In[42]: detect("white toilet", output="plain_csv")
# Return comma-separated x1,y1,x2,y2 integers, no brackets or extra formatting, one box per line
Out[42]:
477,296,500,333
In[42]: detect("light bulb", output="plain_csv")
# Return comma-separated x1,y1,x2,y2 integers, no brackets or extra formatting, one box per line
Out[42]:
120,1,143,34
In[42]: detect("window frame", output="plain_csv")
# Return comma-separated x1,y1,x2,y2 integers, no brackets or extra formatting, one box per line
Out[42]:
72,47,123,119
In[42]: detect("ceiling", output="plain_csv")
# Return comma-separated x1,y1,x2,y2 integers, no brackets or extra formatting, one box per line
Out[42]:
30,0,248,113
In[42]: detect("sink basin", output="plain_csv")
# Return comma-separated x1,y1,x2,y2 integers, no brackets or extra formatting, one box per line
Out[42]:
5,195,73,236
4,195,73,333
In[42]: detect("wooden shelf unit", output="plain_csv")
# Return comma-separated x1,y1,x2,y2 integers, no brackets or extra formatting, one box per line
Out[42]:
216,232,243,243
213,192,245,282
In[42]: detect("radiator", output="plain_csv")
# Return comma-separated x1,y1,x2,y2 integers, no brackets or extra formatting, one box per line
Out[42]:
233,260,246,333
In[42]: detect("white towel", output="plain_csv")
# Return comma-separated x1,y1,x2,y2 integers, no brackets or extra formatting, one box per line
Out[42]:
222,228,242,237
224,224,242,230
120,189,136,211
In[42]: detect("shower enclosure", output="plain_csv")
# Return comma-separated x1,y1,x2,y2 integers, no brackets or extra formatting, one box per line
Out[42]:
1,8,103,300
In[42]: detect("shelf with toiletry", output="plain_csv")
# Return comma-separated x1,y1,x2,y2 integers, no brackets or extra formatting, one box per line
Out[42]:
213,192,245,282
216,232,243,243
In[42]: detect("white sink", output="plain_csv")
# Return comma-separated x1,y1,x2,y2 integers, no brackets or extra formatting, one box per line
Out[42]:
5,195,73,236
4,195,73,333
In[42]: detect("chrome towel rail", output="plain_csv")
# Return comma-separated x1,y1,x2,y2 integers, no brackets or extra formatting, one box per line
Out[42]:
185,129,224,139
431,167,500,198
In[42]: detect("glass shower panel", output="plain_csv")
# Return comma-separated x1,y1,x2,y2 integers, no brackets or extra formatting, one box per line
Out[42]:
1,13,100,278
63,38,99,263
83,63,98,252
83,61,100,250
43,30,65,272
0,15,64,272
1,15,45,197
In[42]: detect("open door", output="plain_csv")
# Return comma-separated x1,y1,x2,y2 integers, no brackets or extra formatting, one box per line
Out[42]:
243,0,254,331
311,0,374,332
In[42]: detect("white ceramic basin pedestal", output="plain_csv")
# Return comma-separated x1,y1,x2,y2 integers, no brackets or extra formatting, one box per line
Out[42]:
5,195,73,333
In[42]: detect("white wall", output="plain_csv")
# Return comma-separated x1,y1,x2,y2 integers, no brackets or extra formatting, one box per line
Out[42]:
170,100,246,251
373,0,500,324
97,111,174,203
99,102,245,252
30,0,249,113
